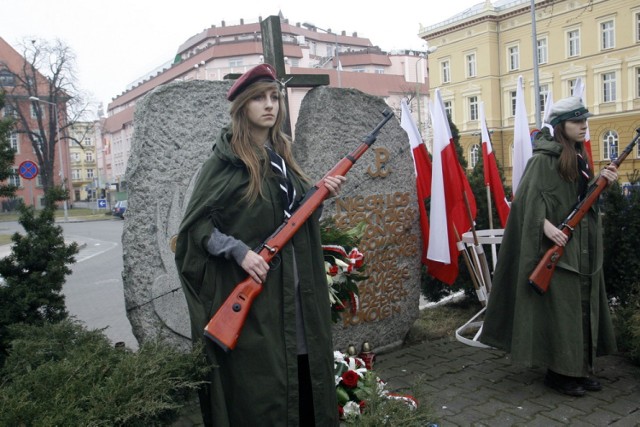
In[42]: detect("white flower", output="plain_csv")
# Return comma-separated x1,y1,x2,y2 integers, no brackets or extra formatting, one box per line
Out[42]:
343,401,361,418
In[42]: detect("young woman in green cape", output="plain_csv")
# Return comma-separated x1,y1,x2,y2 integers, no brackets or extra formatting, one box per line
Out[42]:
175,64,344,426
480,96,618,397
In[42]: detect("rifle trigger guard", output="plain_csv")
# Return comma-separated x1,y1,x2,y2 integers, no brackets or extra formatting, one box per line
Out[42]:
269,254,282,270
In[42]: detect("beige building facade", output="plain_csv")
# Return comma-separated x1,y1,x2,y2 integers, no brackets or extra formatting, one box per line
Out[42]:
68,121,100,202
420,0,640,188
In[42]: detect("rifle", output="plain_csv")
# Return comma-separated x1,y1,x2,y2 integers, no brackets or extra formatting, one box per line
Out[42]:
204,109,395,351
528,128,640,294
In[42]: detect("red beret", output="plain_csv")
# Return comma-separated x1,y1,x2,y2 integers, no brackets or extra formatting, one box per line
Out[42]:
226,63,277,101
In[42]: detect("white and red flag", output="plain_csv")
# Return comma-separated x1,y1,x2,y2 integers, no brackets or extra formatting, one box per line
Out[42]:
479,102,510,228
573,77,594,171
400,99,433,266
426,89,477,285
512,75,532,197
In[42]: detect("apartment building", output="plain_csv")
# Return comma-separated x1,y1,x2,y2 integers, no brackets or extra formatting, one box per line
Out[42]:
420,0,640,186
68,121,100,201
103,13,432,188
0,36,72,210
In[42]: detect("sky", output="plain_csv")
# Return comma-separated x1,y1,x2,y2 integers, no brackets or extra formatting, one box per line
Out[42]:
1,0,483,117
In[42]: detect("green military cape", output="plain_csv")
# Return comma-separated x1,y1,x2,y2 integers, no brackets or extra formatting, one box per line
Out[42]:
480,131,616,377
175,125,338,426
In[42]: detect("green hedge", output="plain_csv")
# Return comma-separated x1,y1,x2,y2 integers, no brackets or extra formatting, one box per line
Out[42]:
0,320,208,426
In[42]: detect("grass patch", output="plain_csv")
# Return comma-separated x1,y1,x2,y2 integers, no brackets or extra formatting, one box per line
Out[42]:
406,296,484,344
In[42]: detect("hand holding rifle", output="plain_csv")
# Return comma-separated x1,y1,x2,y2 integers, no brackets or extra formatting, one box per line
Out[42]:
240,175,346,284
529,129,640,294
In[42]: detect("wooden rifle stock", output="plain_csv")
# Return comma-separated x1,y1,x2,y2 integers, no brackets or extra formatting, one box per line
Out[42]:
528,128,640,294
204,109,394,351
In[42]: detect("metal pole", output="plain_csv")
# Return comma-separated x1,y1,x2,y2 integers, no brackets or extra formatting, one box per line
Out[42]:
55,105,69,222
531,0,541,129
335,33,341,88
302,23,341,87
415,55,425,134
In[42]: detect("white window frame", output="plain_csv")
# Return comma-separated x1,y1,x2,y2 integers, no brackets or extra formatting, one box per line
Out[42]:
567,29,580,57
443,100,453,120
470,144,480,168
10,132,19,153
507,45,519,71
441,60,451,84
600,19,615,50
603,130,618,160
537,37,548,65
636,67,640,99
636,11,640,43
602,72,617,103
510,90,517,116
568,79,578,97
539,84,550,117
9,167,21,187
72,169,81,180
85,151,93,162
466,52,476,78
87,169,94,179
228,58,243,68
468,96,479,121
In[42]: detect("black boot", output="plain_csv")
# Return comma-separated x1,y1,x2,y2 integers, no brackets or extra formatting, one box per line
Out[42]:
544,370,586,397
578,376,602,391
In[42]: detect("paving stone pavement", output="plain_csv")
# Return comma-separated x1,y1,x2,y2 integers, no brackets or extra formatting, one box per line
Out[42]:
373,338,640,426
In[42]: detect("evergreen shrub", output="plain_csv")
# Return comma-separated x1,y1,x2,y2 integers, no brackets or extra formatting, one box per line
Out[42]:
0,320,208,426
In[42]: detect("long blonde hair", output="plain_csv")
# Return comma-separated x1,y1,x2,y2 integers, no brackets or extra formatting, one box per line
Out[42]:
228,81,308,204
553,122,592,182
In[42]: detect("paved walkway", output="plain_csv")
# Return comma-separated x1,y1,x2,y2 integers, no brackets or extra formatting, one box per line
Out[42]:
173,337,640,426
374,338,640,426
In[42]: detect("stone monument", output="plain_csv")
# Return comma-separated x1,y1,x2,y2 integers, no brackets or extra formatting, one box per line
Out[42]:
294,87,422,353
123,81,422,353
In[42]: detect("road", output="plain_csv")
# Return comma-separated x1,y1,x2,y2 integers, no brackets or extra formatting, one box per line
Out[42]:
0,218,139,350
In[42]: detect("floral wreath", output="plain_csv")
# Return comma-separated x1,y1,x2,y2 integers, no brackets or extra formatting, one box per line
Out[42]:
334,350,418,421
320,218,368,323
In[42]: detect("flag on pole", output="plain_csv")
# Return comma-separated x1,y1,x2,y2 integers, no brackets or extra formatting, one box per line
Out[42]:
512,75,532,197
400,99,433,266
573,77,594,171
480,102,510,228
426,89,477,285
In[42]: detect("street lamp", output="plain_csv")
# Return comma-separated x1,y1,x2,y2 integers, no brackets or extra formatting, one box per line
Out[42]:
29,96,68,222
415,46,438,134
302,22,341,88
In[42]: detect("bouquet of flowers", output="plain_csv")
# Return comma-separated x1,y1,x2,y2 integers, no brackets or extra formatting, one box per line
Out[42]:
320,219,368,322
334,350,418,422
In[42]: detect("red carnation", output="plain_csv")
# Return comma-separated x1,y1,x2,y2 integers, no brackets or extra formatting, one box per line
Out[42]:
341,370,359,388
329,264,339,276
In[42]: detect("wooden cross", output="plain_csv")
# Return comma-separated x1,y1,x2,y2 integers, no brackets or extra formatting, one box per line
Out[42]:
227,15,330,136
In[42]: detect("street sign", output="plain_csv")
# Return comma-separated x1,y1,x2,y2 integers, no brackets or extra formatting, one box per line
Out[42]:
97,199,108,209
18,160,39,180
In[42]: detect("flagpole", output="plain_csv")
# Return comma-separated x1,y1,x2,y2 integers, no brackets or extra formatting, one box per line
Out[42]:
486,186,494,230
463,191,493,294
531,0,541,129
454,226,487,306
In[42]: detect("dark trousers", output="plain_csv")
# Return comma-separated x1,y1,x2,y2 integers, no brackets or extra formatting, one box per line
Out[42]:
298,354,316,426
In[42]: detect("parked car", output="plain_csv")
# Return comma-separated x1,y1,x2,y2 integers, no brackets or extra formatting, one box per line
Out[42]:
112,200,127,219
